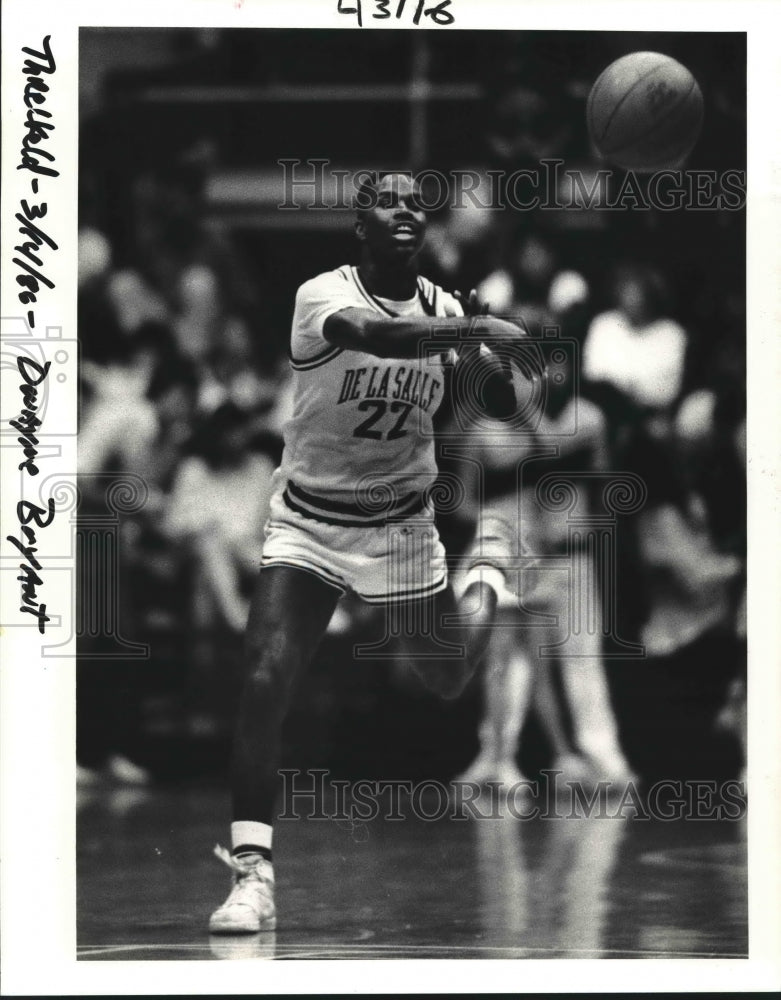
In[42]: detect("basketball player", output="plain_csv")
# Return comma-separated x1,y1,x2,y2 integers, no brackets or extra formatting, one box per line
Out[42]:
209,172,530,933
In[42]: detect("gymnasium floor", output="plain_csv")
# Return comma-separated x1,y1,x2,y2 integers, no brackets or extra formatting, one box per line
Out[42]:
77,784,747,961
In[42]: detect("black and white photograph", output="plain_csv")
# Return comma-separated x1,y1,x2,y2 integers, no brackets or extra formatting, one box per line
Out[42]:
1,0,779,993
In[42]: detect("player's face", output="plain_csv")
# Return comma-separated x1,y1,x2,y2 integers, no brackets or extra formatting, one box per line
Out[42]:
357,175,427,263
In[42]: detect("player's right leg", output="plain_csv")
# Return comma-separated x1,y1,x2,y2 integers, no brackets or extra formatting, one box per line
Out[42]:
209,565,341,934
394,579,498,700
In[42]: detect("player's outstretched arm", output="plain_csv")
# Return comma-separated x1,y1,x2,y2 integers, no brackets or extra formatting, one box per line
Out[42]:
323,307,524,360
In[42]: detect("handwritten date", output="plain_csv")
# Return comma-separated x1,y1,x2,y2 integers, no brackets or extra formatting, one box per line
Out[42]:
337,0,454,27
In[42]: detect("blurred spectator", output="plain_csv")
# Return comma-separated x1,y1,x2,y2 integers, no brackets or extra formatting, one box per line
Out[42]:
79,322,174,481
160,403,277,734
171,263,222,362
78,226,113,287
637,492,741,658
142,355,202,499
670,368,746,780
478,229,589,338
78,227,125,366
77,327,179,787
106,268,170,338
164,403,276,633
486,84,574,168
197,317,278,416
582,264,690,569
583,265,687,414
633,465,743,778
420,188,503,291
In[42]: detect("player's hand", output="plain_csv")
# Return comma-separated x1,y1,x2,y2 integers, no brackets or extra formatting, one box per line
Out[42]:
478,315,528,343
473,314,543,387
454,288,490,317
455,289,527,341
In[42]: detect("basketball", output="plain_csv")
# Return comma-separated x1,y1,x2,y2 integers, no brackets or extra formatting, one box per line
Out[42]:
587,52,704,170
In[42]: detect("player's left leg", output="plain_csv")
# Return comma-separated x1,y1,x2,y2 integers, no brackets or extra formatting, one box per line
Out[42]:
388,511,530,698
397,580,498,700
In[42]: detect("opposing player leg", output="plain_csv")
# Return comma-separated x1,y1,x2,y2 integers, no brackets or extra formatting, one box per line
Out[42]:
454,610,534,788
554,551,634,783
210,565,341,934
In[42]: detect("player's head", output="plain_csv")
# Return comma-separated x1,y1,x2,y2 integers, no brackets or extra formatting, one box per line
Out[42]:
354,172,426,265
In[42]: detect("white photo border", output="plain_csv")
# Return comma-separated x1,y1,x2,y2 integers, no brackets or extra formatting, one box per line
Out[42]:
1,0,779,994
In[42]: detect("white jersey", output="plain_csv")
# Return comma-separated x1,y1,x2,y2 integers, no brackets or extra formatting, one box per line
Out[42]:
277,264,463,527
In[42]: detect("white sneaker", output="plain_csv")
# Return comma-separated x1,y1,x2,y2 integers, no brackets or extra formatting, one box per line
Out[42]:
453,752,500,787
454,755,529,794
582,751,637,788
209,845,277,934
550,752,595,786
209,931,277,960
493,760,529,792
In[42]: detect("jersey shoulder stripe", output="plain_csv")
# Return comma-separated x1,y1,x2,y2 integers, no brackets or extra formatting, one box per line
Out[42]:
417,277,437,316
289,343,343,371
418,275,435,304
288,266,356,368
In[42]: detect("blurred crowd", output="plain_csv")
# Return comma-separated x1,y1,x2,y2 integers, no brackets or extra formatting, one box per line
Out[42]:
76,189,292,783
427,225,746,793
76,30,746,789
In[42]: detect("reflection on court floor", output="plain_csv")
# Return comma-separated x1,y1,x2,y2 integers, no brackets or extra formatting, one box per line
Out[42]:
77,786,747,961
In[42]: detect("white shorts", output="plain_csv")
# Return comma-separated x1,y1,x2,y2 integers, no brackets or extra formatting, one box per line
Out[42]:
260,477,448,604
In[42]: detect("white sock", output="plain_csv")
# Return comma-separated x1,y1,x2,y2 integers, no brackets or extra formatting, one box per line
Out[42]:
231,820,273,855
463,564,506,598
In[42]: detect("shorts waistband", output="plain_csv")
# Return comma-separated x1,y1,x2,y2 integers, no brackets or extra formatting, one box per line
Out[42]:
283,479,427,527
